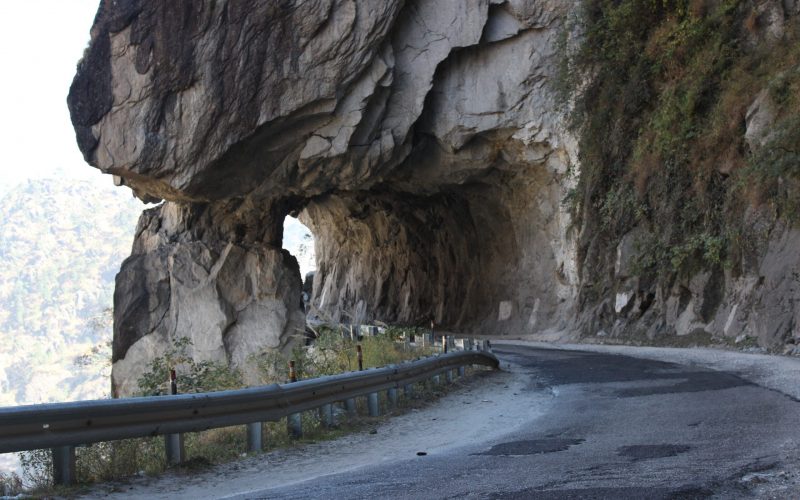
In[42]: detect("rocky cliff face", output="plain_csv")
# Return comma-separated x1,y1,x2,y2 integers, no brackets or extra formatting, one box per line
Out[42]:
562,0,800,350
69,0,800,395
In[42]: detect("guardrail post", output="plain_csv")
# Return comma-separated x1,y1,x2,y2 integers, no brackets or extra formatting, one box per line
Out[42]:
320,404,334,428
51,445,75,486
345,398,357,415
368,392,379,417
287,361,302,439
458,365,466,377
446,369,454,383
165,433,185,465
387,387,398,407
433,374,441,386
288,413,302,438
165,369,185,464
247,422,262,452
403,383,414,398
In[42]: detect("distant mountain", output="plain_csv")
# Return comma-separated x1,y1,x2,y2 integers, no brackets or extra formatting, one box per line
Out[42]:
0,178,143,406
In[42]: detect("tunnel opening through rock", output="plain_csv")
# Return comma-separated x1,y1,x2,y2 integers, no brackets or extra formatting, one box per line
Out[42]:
281,213,317,322
68,0,800,397
299,158,575,335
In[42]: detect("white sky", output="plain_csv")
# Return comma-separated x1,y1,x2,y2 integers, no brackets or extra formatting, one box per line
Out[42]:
0,0,102,193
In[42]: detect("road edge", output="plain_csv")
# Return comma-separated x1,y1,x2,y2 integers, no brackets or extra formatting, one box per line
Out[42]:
493,340,800,400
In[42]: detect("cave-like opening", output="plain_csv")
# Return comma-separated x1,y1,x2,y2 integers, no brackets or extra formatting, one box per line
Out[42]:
72,0,584,396
298,163,575,337
282,214,316,280
282,213,316,319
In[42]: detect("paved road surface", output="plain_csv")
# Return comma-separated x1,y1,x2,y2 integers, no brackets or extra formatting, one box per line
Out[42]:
239,344,800,499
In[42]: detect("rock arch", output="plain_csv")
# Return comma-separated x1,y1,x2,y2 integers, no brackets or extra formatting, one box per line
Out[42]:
69,0,579,395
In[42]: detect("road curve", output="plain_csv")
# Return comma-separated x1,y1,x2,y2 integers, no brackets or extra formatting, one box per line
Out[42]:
237,344,800,499
85,343,800,499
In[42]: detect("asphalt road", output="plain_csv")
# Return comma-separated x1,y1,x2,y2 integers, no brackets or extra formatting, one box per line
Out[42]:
240,344,800,499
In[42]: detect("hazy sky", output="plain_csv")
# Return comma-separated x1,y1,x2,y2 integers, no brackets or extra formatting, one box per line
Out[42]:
0,0,101,193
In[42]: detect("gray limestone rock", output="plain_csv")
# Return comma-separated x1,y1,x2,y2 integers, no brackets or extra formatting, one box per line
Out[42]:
111,202,304,396
745,89,778,151
69,0,800,392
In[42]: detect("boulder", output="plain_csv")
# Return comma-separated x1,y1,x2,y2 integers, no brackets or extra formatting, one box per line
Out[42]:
111,203,304,396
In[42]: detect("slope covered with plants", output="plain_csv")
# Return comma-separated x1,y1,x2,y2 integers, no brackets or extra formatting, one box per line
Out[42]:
561,0,800,345
0,179,142,405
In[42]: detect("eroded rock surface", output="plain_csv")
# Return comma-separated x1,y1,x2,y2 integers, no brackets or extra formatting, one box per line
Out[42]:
69,0,800,394
111,202,304,396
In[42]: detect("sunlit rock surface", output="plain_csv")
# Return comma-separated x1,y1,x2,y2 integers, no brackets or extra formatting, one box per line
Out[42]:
69,0,800,394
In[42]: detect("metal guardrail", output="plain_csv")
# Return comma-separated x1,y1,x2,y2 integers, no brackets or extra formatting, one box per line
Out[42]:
0,348,498,484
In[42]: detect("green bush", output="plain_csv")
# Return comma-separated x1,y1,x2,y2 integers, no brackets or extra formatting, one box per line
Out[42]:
76,437,165,483
742,115,800,221
253,325,434,383
0,470,23,496
137,337,243,396
19,448,52,491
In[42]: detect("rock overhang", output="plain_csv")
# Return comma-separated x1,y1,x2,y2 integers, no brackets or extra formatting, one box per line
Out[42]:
68,0,573,201
68,0,580,395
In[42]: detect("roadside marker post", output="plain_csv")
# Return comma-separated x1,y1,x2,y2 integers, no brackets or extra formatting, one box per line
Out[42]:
164,369,185,465
287,361,302,438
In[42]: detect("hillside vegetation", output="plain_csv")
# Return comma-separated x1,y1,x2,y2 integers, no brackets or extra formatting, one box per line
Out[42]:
560,0,800,340
0,179,143,406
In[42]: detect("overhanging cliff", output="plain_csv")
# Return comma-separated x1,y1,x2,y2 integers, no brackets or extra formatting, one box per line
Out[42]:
68,0,800,396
